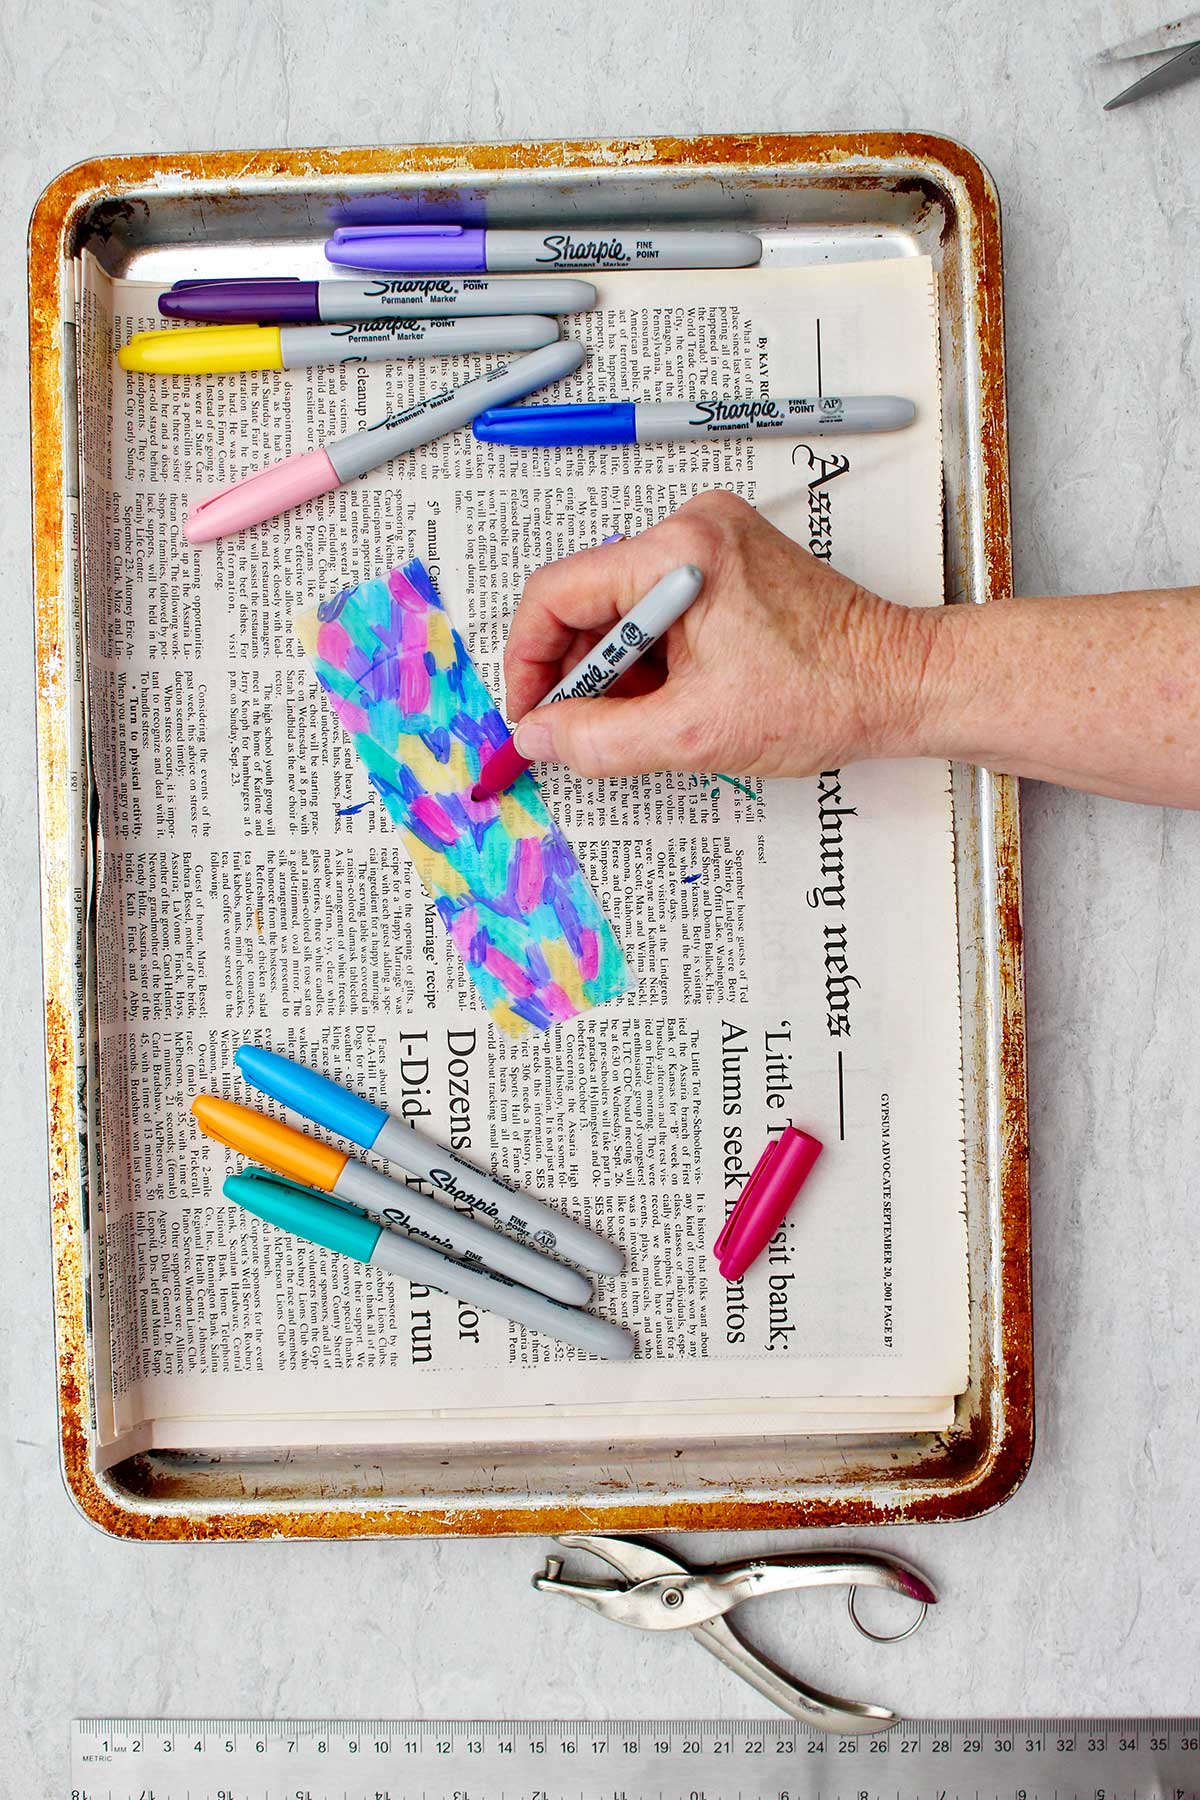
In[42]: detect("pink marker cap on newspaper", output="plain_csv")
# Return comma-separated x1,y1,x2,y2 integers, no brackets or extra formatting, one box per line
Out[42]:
713,1124,824,1281
184,446,341,544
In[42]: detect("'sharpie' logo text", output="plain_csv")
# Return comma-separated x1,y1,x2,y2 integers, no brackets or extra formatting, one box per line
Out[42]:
690,398,785,428
364,278,458,297
792,443,850,562
562,659,610,698
535,233,631,265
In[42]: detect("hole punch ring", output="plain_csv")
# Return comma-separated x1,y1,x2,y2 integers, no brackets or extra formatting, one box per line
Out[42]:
846,1584,928,1644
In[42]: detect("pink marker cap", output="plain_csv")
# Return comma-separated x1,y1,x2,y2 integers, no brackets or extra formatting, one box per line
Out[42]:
472,732,533,801
713,1124,823,1281
184,446,341,544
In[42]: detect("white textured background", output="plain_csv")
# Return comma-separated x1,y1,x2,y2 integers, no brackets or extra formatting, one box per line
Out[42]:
3,1,1200,1791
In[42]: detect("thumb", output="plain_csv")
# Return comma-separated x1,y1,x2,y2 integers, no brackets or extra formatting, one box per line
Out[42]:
514,690,699,778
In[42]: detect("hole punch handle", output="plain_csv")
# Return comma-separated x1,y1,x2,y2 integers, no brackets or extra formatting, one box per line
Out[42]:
687,1549,937,1620
689,1612,899,1735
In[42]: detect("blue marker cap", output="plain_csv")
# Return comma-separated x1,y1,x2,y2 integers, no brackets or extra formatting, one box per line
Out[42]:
473,401,637,447
234,1044,388,1152
223,1169,383,1262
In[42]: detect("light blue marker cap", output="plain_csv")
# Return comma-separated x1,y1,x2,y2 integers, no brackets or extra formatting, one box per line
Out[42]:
223,1168,383,1263
234,1044,387,1151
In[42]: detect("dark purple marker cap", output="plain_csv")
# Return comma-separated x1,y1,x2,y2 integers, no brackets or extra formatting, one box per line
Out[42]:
158,279,321,323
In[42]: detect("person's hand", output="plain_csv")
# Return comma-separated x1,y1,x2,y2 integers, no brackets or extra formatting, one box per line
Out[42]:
503,490,938,779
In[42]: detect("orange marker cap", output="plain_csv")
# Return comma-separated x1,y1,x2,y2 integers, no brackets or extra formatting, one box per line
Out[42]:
191,1094,348,1192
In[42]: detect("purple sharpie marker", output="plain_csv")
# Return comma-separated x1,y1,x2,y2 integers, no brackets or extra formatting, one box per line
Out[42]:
325,224,763,273
159,274,597,324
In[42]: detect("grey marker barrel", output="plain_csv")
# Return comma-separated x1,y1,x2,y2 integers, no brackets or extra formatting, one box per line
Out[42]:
485,229,762,271
541,564,705,705
316,276,598,320
368,1229,634,1359
229,1045,627,1281
327,338,586,482
373,1115,625,1276
634,396,916,440
334,1155,592,1307
279,315,560,367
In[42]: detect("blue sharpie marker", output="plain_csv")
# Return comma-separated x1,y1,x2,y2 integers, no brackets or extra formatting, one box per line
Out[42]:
473,395,916,446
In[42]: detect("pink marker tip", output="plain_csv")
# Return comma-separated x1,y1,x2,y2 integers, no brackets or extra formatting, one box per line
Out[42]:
472,734,533,802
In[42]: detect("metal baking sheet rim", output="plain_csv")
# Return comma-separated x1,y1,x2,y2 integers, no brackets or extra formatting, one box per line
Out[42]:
28,132,1029,1541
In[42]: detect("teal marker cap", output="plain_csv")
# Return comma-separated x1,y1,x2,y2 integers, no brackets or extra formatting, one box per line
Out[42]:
223,1168,382,1262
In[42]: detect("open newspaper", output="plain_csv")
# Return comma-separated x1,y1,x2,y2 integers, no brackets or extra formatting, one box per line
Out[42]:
75,249,968,1469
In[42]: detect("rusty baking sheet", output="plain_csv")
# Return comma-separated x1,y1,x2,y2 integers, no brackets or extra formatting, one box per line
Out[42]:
29,133,1029,1540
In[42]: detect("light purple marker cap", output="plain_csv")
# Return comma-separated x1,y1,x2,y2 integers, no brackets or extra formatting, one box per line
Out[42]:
325,225,487,273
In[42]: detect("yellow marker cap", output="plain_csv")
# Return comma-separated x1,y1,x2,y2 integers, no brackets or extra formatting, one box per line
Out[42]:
118,323,284,375
192,1094,347,1191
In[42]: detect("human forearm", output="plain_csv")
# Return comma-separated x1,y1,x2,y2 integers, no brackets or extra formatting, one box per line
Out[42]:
503,494,1200,810
910,588,1200,807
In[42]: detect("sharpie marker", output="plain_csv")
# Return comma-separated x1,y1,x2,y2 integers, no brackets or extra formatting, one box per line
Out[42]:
472,564,705,800
474,395,917,446
326,224,763,273
184,337,585,543
158,274,598,324
192,1094,591,1306
119,315,560,375
224,1169,633,1360
234,1043,624,1276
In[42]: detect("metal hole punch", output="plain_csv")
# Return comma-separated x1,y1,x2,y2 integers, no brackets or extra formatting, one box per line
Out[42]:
532,1534,936,1735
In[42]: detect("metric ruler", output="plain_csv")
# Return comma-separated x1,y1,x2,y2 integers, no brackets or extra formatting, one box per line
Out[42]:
70,1716,1200,1798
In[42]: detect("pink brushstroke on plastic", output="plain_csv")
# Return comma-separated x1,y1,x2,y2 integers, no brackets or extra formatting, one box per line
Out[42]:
316,619,354,666
411,793,458,845
330,694,371,737
515,837,544,913
388,567,427,611
542,982,577,1022
483,946,537,999
399,654,431,713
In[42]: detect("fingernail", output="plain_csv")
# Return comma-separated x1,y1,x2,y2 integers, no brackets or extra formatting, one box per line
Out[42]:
514,715,556,761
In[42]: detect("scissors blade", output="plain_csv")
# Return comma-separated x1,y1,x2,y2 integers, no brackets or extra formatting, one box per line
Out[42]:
1105,37,1200,106
1096,11,1200,61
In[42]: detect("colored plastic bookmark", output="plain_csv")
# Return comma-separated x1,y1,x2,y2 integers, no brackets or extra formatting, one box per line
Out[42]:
297,558,629,1036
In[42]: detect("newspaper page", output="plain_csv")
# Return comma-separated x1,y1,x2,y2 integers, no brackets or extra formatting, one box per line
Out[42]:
76,250,968,1467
